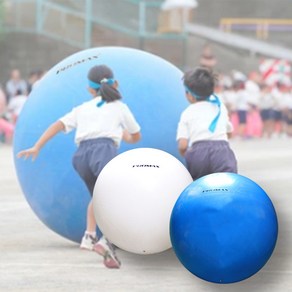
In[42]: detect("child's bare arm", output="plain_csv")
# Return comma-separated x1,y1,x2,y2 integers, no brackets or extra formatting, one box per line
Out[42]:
17,120,65,161
122,130,141,144
178,138,188,157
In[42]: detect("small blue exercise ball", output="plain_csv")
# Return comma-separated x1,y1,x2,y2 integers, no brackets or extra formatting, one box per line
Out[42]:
170,172,278,284
13,47,188,243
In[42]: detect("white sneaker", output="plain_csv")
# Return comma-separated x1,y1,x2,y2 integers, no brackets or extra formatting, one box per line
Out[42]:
80,233,97,251
94,237,121,269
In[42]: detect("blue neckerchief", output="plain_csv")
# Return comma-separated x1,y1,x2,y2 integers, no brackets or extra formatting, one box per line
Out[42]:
207,94,221,133
184,85,221,132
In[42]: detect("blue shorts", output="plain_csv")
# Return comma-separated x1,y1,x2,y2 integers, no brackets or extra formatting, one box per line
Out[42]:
273,110,282,121
185,140,238,181
285,110,292,125
260,109,275,121
237,110,247,124
72,138,117,195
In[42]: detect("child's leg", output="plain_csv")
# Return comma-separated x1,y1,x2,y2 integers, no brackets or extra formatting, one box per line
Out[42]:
80,198,99,251
72,139,120,266
72,148,99,250
80,199,98,250
237,110,248,138
86,199,96,233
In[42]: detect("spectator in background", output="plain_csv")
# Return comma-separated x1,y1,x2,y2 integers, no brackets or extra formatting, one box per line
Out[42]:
258,84,275,138
27,69,44,94
271,82,286,137
0,86,6,116
245,71,262,104
220,75,238,137
5,69,28,103
199,43,217,71
285,88,292,137
220,74,236,113
233,79,250,139
245,71,262,138
7,89,28,124
281,84,292,137
0,85,14,143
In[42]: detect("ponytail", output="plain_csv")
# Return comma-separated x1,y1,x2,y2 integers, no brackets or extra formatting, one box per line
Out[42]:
87,65,122,102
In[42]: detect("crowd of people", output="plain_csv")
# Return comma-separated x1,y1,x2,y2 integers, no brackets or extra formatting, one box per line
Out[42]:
1,65,292,144
215,70,292,139
0,68,45,143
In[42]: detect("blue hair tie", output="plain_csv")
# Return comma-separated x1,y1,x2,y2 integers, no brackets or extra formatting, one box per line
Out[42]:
100,78,115,85
185,85,221,133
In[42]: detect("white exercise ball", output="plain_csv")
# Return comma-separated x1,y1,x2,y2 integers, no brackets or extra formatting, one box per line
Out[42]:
93,148,193,254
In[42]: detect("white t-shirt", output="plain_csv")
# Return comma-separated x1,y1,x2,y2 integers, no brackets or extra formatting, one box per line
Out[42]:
245,80,260,106
235,89,251,111
282,93,292,110
258,92,275,110
222,89,237,111
7,95,27,116
59,97,140,146
176,101,232,145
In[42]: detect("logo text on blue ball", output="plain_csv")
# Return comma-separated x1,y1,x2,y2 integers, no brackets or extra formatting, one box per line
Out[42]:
202,188,229,193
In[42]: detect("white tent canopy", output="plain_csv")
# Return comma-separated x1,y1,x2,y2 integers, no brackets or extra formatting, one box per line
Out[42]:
161,0,198,10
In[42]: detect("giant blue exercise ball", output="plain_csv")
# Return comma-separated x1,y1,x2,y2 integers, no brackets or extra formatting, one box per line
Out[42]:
170,172,278,284
13,47,188,243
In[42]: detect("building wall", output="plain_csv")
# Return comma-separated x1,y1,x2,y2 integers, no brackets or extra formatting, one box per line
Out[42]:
1,0,291,85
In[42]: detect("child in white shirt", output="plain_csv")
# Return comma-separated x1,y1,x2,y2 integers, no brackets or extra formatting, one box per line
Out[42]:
176,67,237,180
17,65,141,269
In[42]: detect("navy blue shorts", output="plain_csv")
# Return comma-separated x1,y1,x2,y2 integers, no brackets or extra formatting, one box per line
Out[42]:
260,109,275,121
273,110,282,121
72,138,117,196
185,140,238,181
237,110,247,124
285,110,292,125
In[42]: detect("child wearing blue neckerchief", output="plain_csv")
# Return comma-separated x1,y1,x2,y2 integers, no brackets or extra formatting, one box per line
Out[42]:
17,65,141,269
176,67,237,180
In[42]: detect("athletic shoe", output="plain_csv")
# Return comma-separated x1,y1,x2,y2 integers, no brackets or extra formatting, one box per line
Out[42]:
80,233,98,251
94,237,121,269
